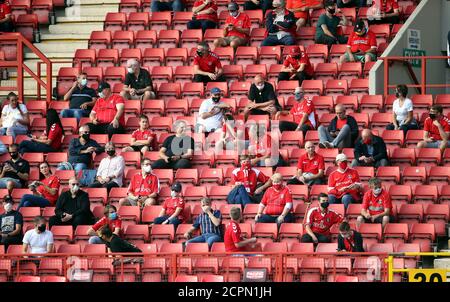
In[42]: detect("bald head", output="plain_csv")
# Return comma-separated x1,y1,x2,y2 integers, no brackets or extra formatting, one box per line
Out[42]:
271,173,283,184
361,129,373,142
335,104,346,120
254,75,265,86
305,141,315,155
127,59,140,73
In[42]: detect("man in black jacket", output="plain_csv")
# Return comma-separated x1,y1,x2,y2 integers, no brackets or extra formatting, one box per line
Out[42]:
243,75,281,121
98,225,142,253
318,104,358,148
337,221,364,252
261,0,296,46
352,129,389,167
49,177,95,229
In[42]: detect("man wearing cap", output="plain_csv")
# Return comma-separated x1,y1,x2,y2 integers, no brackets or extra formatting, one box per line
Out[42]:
87,82,126,140
0,195,23,251
328,153,362,209
193,42,225,84
352,129,389,168
197,88,232,134
213,3,251,52
120,59,155,101
318,104,359,149
244,75,281,121
278,46,314,86
340,19,377,64
261,0,296,46
153,182,185,228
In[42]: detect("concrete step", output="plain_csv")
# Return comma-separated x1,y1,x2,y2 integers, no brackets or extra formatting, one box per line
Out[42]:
65,4,118,18
34,41,88,54
25,52,76,60
77,0,121,5
40,33,91,41
57,16,106,23
48,22,104,35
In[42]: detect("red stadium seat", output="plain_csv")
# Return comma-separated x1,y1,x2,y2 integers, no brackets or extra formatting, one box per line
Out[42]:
157,83,181,99
254,223,278,240
173,12,194,30
376,166,400,185
398,204,423,225
391,148,416,170
312,96,334,115
180,29,202,49
369,24,390,44
15,14,38,42
149,12,172,31
296,27,316,47
181,83,204,99
428,167,449,186
112,30,134,50
348,79,369,100
338,62,362,81
389,185,412,205
51,225,74,243
410,223,435,252
142,206,163,224
329,44,348,63
315,63,338,81
143,48,165,67
249,28,266,47
413,185,438,204
104,12,127,32
306,44,328,65
383,223,409,246
325,80,348,101
405,130,424,147
301,80,323,97
235,46,258,66
259,46,281,66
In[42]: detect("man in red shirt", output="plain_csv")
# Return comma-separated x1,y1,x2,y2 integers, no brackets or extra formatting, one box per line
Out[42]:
213,2,250,52
287,0,323,31
122,115,156,155
187,0,218,33
417,105,450,154
153,182,185,228
88,82,125,139
357,177,393,229
255,173,294,224
0,0,13,32
288,141,325,185
119,158,160,207
278,46,314,86
368,0,400,25
328,153,362,209
341,19,377,64
87,204,122,244
224,206,259,253
193,42,225,84
301,193,344,243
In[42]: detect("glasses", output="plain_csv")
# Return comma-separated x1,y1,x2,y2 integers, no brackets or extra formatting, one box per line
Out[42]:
71,183,80,186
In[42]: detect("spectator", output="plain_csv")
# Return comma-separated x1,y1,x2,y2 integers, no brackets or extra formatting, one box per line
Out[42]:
224,206,259,253
193,42,225,84
215,113,239,153
318,104,358,148
0,140,7,155
0,195,23,251
328,153,362,209
17,162,60,210
337,221,364,252
22,216,54,255
386,84,419,135
197,87,232,134
87,82,126,140
97,225,141,253
301,193,344,243
18,109,63,154
120,59,155,101
61,72,97,123
184,197,222,248
248,123,287,167
288,141,325,185
187,0,218,33
357,177,393,229
87,205,122,244
0,0,13,32
340,19,377,64
0,92,29,141
153,182,185,228
337,0,366,8
244,75,281,120
151,0,185,12
255,173,294,224
367,0,400,25
261,0,296,46
49,177,95,229
417,105,450,154
0,144,30,194
244,0,273,14
278,46,314,86
213,2,250,51
151,121,194,169
88,142,125,193
276,87,317,134
315,1,348,47
287,0,323,31
122,115,156,155
119,158,160,207
352,129,389,167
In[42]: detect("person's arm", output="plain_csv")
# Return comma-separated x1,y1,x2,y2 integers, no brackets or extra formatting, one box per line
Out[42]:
372,138,388,162
265,13,274,32
435,122,449,141
8,224,22,237
193,64,212,77
310,169,324,180
337,235,346,251
16,109,29,126
255,203,266,221
321,24,336,38
384,8,399,18
89,110,97,122
16,170,29,182
392,111,399,128
47,243,54,253
207,210,221,227
235,237,257,248
113,227,121,236
403,110,413,125
63,82,78,101
38,182,58,196
275,12,296,30
22,243,29,254
371,208,390,221
297,112,309,128
158,147,170,161
255,179,272,194
339,10,348,26
87,227,97,236
304,225,318,242
158,208,166,218
166,207,183,222
112,103,124,123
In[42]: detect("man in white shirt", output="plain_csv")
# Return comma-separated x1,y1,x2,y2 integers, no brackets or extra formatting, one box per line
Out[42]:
197,87,231,134
0,92,29,142
89,142,125,192
22,216,54,255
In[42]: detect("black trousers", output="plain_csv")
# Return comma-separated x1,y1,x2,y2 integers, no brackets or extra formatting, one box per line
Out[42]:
0,21,14,33
187,19,217,33
0,235,23,251
243,0,273,14
49,214,94,230
287,177,325,185
278,71,312,86
278,121,312,135
87,123,125,140
193,74,226,84
301,233,331,243
89,181,120,193
368,16,400,25
315,34,348,48
151,158,192,169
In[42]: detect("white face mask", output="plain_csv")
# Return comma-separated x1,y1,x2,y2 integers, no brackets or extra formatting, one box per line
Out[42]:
127,67,134,74
373,188,382,196
256,84,265,90
98,92,105,99
4,203,13,213
143,165,152,174
170,191,177,198
80,79,88,87
71,185,80,193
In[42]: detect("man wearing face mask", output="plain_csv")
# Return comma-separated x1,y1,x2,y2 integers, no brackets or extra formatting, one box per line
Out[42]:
244,75,281,121
89,142,125,193
213,2,250,52
0,196,23,251
153,182,185,228
0,92,29,141
417,105,450,154
120,59,155,101
87,205,122,244
318,104,359,149
22,216,53,255
288,141,325,186
352,129,389,167
61,73,97,123
0,144,30,194
337,221,364,252
278,47,314,86
340,19,377,64
49,177,95,229
197,87,231,134
193,42,225,84
357,177,393,229
328,153,362,209
315,1,348,48
261,0,296,46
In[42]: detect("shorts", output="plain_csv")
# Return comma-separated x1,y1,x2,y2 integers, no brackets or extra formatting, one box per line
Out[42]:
223,36,248,46
131,145,149,152
425,140,450,148
362,215,395,224
345,52,377,63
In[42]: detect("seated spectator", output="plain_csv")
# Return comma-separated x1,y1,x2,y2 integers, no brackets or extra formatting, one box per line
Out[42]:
87,205,122,244
0,92,29,141
17,162,60,210
276,87,317,134
224,206,260,253
0,0,13,32
243,0,273,14
22,216,53,255
215,113,239,154
122,115,157,155
49,177,95,229
61,72,97,123
417,105,450,154
357,177,393,229
278,46,314,86
318,104,358,148
97,225,141,253
288,141,325,185
337,221,364,252
328,153,362,209
0,144,30,194
315,1,348,47
244,75,281,120
352,129,389,167
184,197,222,248
287,0,323,31
151,0,185,12
386,84,419,135
89,142,124,193
87,82,126,139
261,0,296,46
255,173,294,224
301,193,344,243
337,0,366,8
197,87,232,134
0,195,23,251
213,2,250,51
193,42,225,84
187,0,218,33
120,59,155,101
248,123,287,167
19,109,63,154
0,140,7,155
340,19,377,64
367,0,400,25
153,182,185,228
151,121,194,169
119,158,160,207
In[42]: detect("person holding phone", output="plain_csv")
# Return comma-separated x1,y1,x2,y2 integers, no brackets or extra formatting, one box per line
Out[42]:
213,2,250,52
340,19,377,64
197,87,231,134
337,221,364,252
0,92,29,142
187,0,218,33
417,105,450,154
0,144,30,195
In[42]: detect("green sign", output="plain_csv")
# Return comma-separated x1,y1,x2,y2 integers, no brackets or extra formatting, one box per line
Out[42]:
403,48,426,68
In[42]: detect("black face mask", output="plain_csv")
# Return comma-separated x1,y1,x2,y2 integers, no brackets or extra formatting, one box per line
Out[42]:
9,152,19,160
293,55,300,59
327,8,336,14
82,133,90,141
212,96,221,102
197,50,205,56
37,224,46,232
320,202,329,209
429,113,437,120
107,150,116,156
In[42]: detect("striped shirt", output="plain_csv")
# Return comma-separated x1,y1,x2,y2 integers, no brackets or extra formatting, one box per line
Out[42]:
193,210,222,236
69,86,97,109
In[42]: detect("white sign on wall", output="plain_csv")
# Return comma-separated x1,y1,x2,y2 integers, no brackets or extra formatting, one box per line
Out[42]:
407,29,421,50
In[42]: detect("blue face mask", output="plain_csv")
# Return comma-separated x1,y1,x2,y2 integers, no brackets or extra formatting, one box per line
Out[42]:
109,213,118,220
295,92,304,100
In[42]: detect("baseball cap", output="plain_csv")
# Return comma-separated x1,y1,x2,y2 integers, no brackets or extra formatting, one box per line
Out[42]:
336,153,348,162
290,46,301,56
228,2,239,11
97,82,111,93
354,20,365,33
210,87,221,95
171,182,182,193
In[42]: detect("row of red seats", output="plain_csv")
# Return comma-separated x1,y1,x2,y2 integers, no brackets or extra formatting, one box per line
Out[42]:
9,0,53,24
